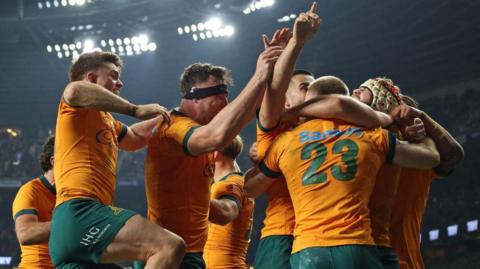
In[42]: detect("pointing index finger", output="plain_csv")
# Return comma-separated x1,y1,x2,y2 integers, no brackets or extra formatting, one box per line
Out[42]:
309,2,317,14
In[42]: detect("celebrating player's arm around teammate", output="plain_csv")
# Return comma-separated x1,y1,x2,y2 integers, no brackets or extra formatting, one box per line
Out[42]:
49,51,185,269
12,136,56,269
204,136,254,269
244,77,440,269
143,40,282,269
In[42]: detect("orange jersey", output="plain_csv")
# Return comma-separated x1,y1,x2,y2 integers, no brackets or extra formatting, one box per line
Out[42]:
54,98,127,206
145,110,214,253
260,119,396,253
204,172,254,269
390,168,438,269
256,120,296,238
12,176,56,269
369,164,402,247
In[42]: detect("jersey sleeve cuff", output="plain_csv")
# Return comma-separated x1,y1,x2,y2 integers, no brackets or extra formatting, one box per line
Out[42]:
256,108,280,133
117,123,128,144
182,126,199,157
258,160,282,178
14,208,38,220
386,131,396,164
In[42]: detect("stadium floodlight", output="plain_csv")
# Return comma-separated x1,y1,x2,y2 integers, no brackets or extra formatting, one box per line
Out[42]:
224,25,234,36
76,0,86,6
138,34,149,44
148,42,157,51
429,229,439,241
61,0,67,6
133,44,141,52
191,24,197,32
76,42,82,49
82,39,94,52
467,220,478,232
46,45,52,52
38,2,43,9
177,27,183,35
68,0,75,6
110,47,116,53
100,40,106,47
123,37,131,45
54,44,61,51
116,38,122,46
206,31,212,39
62,44,69,50
45,1,51,8
205,18,222,30
192,34,198,41
243,0,274,15
198,23,205,31
85,24,93,30
69,43,76,50
199,32,206,40
53,0,59,7
447,225,458,237
278,14,297,23
184,26,190,34
57,52,63,59
108,39,114,46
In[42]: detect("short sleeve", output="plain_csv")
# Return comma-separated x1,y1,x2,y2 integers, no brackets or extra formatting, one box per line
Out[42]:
12,183,39,220
164,115,200,156
258,134,286,179
113,121,128,144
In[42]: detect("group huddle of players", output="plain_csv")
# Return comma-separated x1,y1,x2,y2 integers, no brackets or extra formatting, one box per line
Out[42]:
11,2,464,269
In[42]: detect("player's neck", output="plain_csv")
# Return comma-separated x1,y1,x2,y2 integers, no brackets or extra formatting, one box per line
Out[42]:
179,101,203,123
43,169,55,186
214,160,237,182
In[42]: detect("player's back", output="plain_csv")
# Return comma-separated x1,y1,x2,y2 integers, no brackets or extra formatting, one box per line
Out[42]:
260,118,395,253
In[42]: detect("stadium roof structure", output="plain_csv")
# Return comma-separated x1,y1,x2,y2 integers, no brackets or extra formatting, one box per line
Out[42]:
0,0,479,127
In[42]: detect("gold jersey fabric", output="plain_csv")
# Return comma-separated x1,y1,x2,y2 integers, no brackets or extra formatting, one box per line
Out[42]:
369,164,402,247
54,99,126,206
260,119,395,253
145,110,215,253
204,172,254,269
12,176,56,269
390,168,438,269
256,122,295,238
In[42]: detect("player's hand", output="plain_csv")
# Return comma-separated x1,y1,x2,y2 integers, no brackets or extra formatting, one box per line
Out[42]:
263,27,292,49
249,142,260,164
255,45,283,82
293,2,321,45
402,118,426,142
135,104,171,123
390,104,424,125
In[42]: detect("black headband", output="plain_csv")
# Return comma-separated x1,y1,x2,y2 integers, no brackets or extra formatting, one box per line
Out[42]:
183,84,228,100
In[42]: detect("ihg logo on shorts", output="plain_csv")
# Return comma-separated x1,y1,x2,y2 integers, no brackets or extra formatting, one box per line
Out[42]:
80,224,111,247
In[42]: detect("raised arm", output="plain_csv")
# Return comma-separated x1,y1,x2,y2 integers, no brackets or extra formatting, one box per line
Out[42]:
208,198,240,226
259,2,321,129
15,214,50,245
187,45,283,156
391,105,464,175
63,81,166,120
283,95,393,128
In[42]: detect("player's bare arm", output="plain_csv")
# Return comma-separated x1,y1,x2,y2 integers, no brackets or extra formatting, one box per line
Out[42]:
15,214,50,245
63,81,165,120
208,198,240,226
391,104,464,175
119,114,170,151
187,45,283,156
283,94,393,128
392,137,440,169
259,2,321,129
243,169,276,198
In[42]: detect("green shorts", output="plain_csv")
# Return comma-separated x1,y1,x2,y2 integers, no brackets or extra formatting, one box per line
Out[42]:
55,262,123,269
377,246,400,269
49,198,136,268
180,253,205,269
290,245,383,269
254,235,293,269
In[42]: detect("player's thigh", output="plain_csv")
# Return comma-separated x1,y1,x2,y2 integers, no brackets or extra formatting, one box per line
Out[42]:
100,214,182,263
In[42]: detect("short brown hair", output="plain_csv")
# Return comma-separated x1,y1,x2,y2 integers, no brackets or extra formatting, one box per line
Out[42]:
179,63,233,95
307,76,349,98
39,135,55,173
69,51,123,81
220,135,243,159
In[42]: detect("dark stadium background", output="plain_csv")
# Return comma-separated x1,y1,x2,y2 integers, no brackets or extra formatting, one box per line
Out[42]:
0,0,479,268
